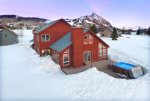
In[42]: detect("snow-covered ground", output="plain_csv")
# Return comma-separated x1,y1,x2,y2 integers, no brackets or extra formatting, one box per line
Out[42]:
0,30,150,101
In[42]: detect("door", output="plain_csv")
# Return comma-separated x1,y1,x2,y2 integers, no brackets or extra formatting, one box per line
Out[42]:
84,51,91,62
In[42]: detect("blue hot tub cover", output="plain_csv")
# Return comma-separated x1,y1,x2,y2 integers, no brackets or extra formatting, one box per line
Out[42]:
114,62,136,70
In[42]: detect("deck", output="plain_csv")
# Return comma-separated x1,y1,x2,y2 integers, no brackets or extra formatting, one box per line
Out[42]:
62,60,112,73
61,60,127,79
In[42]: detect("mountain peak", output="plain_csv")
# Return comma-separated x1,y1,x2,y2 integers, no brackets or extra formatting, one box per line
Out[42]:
65,13,112,29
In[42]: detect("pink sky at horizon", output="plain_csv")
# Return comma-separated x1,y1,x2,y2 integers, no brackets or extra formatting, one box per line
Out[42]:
0,0,150,28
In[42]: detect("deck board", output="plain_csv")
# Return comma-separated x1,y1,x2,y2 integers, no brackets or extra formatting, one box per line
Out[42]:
62,60,115,75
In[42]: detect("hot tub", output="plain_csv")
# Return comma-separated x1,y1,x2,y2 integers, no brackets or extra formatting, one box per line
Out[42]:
112,62,144,78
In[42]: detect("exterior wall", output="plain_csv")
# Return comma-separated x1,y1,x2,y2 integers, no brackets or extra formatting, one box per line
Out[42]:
83,32,99,62
33,33,40,54
101,28,112,37
33,19,109,69
0,29,18,46
34,20,71,56
71,28,84,67
71,28,109,68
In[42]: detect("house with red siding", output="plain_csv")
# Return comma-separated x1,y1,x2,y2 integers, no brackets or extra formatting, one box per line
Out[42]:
33,19,109,68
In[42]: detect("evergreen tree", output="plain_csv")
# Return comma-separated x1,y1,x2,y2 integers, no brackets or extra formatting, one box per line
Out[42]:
111,27,117,40
90,24,97,34
136,28,140,35
122,26,125,34
148,27,150,36
136,29,140,35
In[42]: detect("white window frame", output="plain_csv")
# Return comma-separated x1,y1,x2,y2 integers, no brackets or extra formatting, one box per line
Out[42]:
63,49,70,66
41,34,50,42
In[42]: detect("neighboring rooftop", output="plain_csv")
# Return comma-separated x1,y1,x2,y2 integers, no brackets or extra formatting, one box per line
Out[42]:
50,32,72,52
0,28,18,36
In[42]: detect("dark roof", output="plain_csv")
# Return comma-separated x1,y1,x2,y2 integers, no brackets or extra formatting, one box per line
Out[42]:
50,32,72,52
0,28,18,36
34,19,71,34
86,30,109,47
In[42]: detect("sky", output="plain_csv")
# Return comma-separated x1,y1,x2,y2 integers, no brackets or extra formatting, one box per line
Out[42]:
0,0,150,28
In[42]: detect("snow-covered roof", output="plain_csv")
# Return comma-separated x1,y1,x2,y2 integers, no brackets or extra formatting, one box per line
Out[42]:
50,32,72,52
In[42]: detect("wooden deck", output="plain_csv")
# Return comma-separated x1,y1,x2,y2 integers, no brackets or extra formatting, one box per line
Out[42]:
61,60,140,79
61,65,92,75
62,60,115,75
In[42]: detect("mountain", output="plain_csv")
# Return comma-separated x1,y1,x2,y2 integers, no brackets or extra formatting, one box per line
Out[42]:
65,13,113,30
0,15,47,22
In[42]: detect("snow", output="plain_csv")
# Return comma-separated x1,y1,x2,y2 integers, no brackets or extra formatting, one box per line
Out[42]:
101,35,150,70
0,30,150,101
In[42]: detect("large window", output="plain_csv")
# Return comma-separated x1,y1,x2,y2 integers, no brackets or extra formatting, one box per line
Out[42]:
41,34,50,42
52,50,59,63
98,43,107,59
63,49,70,66
84,34,93,44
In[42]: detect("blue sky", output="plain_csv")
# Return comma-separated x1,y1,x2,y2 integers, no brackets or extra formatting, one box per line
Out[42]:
0,0,149,28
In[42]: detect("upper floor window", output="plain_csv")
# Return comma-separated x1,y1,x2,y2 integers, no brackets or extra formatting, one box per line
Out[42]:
89,34,93,44
41,34,50,42
84,34,93,44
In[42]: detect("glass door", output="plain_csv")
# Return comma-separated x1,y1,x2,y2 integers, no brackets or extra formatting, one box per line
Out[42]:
84,51,91,62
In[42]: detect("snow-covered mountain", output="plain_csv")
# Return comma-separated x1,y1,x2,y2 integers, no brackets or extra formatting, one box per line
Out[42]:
65,13,113,29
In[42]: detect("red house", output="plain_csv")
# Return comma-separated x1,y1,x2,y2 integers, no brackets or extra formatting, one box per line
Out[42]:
33,19,109,68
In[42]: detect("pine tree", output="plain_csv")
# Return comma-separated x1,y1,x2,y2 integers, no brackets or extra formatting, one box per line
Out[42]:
148,27,150,36
122,26,125,34
136,28,140,35
90,24,97,34
111,27,117,40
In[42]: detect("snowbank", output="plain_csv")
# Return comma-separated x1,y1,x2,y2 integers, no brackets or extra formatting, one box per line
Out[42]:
0,30,150,101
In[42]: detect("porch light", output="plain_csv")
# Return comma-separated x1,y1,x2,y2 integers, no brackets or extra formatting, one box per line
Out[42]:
42,50,44,53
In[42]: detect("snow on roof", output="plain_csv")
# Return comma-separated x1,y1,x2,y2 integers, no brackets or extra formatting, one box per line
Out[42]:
50,32,72,52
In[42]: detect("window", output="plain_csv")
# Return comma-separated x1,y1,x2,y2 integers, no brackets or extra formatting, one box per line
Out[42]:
84,34,93,44
84,51,91,62
41,34,50,42
63,49,69,66
84,35,88,44
103,48,107,57
52,50,59,63
42,49,51,56
98,43,107,59
98,43,103,58
37,35,39,41
89,34,93,44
